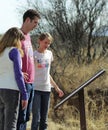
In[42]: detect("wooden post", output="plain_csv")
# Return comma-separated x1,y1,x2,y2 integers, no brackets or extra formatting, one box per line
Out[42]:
78,88,87,130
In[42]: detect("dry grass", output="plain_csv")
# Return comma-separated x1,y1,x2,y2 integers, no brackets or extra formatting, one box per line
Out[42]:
27,58,108,130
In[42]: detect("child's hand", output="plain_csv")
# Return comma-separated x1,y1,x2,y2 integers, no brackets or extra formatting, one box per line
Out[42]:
21,100,28,110
58,89,64,97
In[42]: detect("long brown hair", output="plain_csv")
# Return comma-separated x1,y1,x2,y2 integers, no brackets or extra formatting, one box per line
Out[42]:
0,27,25,56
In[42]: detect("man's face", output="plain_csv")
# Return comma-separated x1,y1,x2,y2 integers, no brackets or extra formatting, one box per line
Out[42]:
28,16,39,31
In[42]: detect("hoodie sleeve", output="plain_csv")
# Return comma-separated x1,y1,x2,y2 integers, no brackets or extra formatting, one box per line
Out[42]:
9,48,28,100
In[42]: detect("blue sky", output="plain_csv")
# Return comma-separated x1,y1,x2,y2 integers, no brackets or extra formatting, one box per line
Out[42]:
0,0,22,34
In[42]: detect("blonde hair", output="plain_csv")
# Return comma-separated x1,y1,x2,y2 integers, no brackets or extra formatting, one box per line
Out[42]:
0,27,25,56
38,32,53,43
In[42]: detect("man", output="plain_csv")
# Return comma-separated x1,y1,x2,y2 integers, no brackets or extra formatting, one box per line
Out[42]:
17,9,40,130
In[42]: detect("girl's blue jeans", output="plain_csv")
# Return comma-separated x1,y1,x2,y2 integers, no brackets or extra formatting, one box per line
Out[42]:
0,89,20,130
31,90,50,130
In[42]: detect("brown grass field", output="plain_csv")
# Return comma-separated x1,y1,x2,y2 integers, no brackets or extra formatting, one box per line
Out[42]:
27,58,108,130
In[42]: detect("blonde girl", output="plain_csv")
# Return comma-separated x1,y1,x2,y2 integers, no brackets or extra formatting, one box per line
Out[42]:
31,33,64,130
0,27,28,130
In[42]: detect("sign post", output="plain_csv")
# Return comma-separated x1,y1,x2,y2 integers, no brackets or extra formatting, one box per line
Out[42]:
54,69,105,130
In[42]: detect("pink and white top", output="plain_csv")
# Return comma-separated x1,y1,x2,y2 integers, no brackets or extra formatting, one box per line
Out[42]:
34,50,53,92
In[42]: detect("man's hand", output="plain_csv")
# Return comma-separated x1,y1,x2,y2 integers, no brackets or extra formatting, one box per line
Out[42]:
23,72,28,81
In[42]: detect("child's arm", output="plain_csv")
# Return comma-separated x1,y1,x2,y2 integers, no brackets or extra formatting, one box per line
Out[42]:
50,75,64,97
9,48,28,109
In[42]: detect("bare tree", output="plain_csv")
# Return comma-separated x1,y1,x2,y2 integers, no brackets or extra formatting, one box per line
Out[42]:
17,0,108,101
17,0,107,88
18,0,107,62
